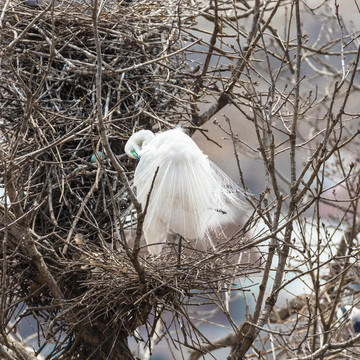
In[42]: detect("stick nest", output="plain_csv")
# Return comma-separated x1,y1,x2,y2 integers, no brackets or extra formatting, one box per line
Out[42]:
0,1,257,357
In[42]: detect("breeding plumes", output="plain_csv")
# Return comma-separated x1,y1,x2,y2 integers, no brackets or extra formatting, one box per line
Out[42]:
125,128,246,255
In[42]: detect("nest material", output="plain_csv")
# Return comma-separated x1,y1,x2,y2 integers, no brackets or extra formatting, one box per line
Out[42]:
0,0,200,248
0,1,257,358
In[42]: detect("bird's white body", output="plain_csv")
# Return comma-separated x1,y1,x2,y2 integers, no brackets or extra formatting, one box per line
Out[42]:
342,305,360,334
125,128,245,254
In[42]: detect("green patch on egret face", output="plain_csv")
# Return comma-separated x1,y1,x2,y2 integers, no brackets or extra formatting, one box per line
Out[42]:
130,149,141,160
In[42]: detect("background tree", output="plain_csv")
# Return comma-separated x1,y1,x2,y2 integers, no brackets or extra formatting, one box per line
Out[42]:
0,0,359,359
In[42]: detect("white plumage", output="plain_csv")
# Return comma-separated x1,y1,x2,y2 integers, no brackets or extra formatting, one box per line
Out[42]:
125,128,245,255
342,305,360,334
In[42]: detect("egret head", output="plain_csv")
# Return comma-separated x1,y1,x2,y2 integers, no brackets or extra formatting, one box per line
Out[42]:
125,130,155,160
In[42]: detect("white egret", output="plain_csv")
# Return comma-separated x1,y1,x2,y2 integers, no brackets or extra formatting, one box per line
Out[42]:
342,305,360,334
125,128,246,255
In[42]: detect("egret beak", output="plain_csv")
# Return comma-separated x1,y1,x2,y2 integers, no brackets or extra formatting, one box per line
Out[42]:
131,149,141,160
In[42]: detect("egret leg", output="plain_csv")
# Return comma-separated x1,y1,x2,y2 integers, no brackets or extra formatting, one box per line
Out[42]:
177,236,183,268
